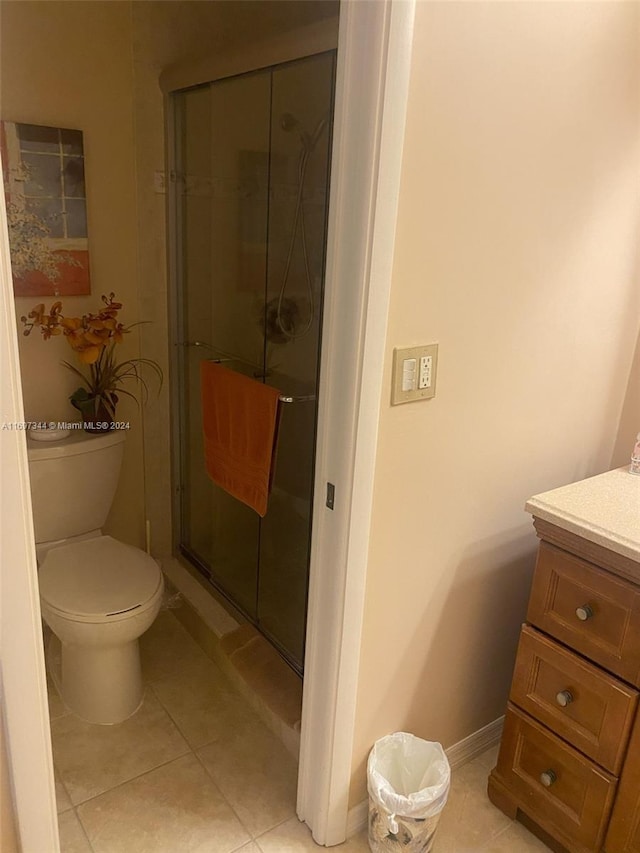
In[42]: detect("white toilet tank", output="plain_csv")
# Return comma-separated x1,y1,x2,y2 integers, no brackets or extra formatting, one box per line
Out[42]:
27,431,125,545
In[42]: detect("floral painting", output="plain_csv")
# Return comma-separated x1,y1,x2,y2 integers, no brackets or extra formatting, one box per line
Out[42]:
1,121,91,296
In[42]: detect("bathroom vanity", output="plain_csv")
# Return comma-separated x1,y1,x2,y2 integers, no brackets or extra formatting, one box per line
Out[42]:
488,467,640,852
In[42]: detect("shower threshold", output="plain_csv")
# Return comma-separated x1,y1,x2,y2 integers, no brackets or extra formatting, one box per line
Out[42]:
178,544,305,677
162,552,303,759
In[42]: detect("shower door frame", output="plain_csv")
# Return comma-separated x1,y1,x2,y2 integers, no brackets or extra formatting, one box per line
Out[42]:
168,53,336,675
164,2,416,846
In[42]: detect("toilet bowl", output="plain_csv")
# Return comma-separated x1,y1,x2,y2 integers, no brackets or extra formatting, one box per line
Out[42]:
27,431,164,725
39,535,163,724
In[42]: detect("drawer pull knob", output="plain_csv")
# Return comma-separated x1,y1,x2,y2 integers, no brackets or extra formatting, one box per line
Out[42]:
575,604,594,621
556,690,574,707
540,770,557,788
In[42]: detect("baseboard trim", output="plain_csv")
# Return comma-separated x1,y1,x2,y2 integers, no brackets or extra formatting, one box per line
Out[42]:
346,716,505,837
445,715,504,771
347,800,369,838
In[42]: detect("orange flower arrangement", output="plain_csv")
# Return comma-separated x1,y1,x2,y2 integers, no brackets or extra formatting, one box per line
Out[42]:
21,293,161,425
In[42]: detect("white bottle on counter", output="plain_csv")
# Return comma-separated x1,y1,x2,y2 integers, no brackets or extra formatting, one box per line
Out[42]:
630,432,640,475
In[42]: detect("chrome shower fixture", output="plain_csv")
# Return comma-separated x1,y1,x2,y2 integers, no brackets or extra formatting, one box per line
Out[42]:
280,112,299,133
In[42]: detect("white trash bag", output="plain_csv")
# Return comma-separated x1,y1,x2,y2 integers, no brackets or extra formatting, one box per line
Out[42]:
367,732,450,853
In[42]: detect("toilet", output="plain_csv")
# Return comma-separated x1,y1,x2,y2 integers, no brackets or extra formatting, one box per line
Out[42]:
27,430,164,725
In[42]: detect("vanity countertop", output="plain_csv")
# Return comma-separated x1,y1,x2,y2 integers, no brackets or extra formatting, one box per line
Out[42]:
525,467,640,563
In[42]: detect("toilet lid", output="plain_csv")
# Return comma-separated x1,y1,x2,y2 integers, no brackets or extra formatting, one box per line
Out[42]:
39,535,162,618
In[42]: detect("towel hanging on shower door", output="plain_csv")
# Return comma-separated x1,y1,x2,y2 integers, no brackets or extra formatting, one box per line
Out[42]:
200,361,282,516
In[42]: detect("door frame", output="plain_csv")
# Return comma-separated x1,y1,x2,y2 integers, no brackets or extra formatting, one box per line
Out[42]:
0,0,415,848
0,163,60,849
298,0,415,844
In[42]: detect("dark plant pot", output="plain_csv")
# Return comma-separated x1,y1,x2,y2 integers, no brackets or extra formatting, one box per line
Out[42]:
71,395,118,433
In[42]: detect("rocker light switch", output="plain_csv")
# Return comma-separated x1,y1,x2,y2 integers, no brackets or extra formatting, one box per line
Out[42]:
391,344,438,405
402,358,417,391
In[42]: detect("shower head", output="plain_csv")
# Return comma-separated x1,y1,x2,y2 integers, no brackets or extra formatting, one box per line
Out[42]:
309,116,328,149
280,113,300,133
281,112,329,156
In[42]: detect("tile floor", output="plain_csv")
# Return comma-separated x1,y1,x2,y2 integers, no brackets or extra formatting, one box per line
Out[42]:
49,610,550,852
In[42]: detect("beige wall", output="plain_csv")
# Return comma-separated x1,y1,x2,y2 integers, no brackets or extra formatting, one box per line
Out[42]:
612,329,640,467
0,708,18,853
0,1,145,547
350,0,640,804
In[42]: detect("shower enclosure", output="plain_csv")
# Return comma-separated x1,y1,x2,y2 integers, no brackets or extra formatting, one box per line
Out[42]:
170,52,335,673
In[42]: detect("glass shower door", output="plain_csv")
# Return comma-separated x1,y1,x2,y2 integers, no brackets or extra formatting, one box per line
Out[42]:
174,52,335,672
177,71,270,619
258,54,334,665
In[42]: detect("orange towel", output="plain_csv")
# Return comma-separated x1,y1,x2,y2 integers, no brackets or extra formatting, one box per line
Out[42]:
200,361,281,517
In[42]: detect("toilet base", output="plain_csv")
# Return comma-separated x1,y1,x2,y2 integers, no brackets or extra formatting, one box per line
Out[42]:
48,633,144,725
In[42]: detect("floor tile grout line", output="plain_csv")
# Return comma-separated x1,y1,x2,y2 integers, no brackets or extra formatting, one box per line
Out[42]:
70,805,96,853
482,817,533,848
71,746,195,813
145,628,300,843
142,612,261,706
53,763,74,815
144,679,207,749
253,812,302,843
53,609,300,851
157,611,304,753
145,658,250,708
191,744,257,842
71,746,260,853
50,680,192,810
229,839,260,853
145,675,263,756
192,738,298,842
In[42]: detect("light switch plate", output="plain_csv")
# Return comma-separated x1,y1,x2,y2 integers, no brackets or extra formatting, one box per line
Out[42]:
391,344,438,405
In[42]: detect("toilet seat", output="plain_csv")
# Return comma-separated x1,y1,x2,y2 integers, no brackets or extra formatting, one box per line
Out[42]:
39,535,162,623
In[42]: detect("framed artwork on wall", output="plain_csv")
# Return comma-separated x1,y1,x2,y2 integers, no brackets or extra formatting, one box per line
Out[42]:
1,121,91,297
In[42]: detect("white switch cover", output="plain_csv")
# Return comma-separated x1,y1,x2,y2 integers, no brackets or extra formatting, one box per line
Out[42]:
402,357,417,391
392,344,438,405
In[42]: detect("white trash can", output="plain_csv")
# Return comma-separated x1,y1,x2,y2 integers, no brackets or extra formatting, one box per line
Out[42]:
367,732,450,852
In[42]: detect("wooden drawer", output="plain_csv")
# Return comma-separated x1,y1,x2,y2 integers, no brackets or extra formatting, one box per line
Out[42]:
495,705,617,852
606,712,640,852
528,542,640,685
511,625,638,774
